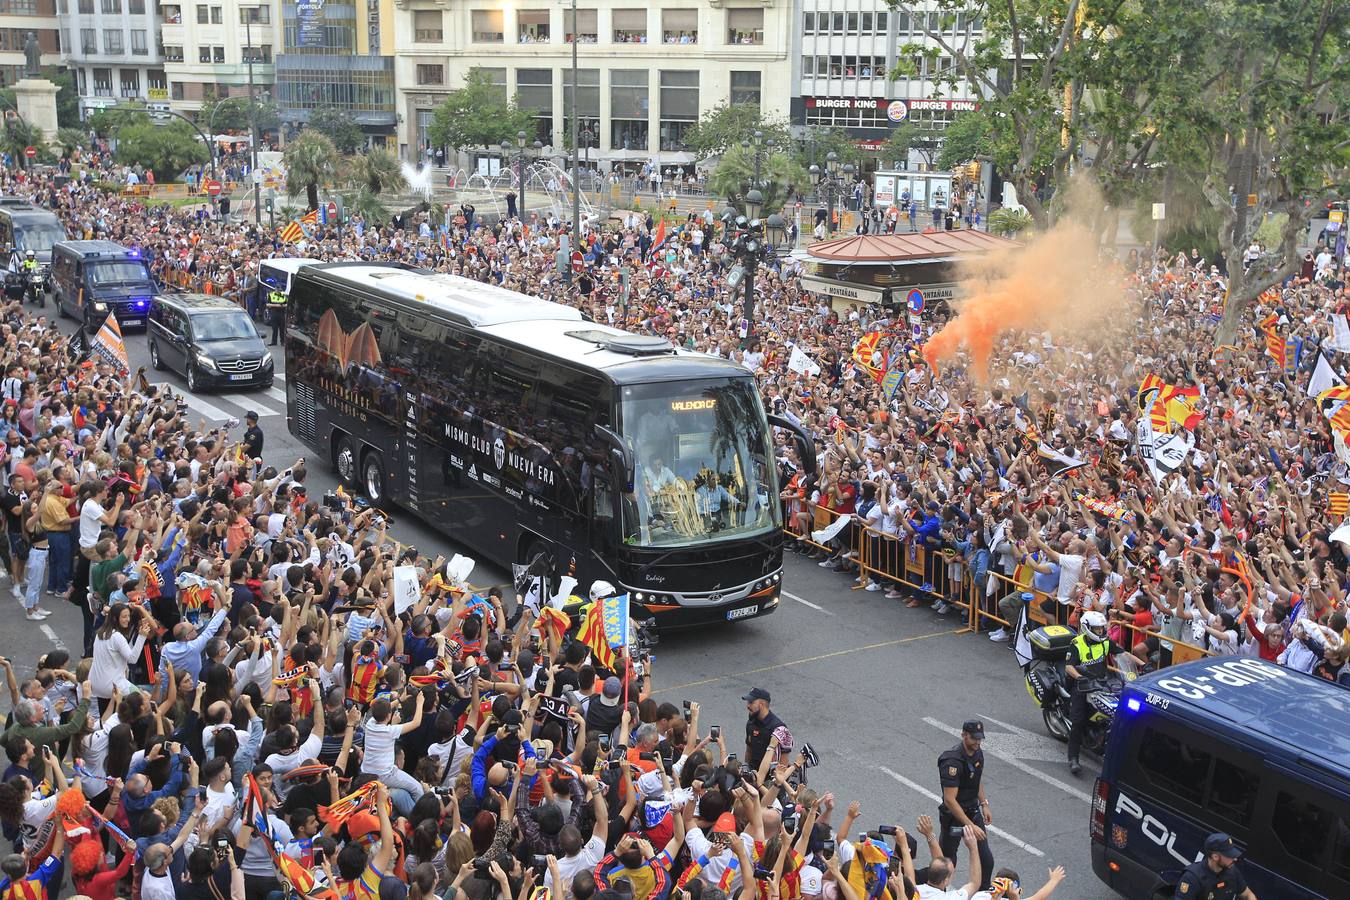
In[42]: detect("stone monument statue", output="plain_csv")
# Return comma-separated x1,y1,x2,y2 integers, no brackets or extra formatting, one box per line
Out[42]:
22,32,40,78
13,33,58,141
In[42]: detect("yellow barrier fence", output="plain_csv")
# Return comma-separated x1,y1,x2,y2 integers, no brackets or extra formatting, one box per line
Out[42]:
786,515,1212,669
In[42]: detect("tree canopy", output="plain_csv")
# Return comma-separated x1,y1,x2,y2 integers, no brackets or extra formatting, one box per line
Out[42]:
428,68,535,151
114,119,210,181
709,145,809,216
307,107,365,155
682,104,792,157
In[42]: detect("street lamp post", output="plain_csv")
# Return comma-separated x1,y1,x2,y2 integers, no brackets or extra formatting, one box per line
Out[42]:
517,129,527,217
245,12,260,225
569,0,579,236
722,191,769,344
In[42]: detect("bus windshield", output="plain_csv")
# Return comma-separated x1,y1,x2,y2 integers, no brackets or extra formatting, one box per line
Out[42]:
88,260,153,287
14,224,66,253
621,377,779,548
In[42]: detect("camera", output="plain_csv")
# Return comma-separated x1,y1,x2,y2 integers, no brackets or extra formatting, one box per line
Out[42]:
322,491,345,512
709,725,720,741
821,839,836,858
878,825,898,836
638,752,657,762
532,855,548,870
682,700,691,722
474,859,492,875
597,734,610,751
214,836,231,854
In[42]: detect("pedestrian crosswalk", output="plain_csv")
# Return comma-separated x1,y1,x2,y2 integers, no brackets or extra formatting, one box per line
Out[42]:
161,373,290,423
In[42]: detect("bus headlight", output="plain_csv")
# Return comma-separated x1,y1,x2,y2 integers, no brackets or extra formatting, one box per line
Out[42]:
634,591,647,602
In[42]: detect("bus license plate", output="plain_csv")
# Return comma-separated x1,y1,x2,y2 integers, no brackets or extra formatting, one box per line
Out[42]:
726,605,758,621
229,373,251,381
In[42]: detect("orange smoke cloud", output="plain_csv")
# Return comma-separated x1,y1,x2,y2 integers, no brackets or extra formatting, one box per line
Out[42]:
923,203,1129,380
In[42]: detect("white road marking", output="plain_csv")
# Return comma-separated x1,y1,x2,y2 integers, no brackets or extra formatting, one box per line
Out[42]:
923,716,1093,803
273,373,286,385
180,394,235,422
220,394,282,416
877,765,1045,857
39,624,65,650
264,386,287,404
781,590,830,613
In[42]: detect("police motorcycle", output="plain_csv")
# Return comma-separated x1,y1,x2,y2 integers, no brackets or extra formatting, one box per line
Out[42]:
1023,614,1126,757
19,250,46,307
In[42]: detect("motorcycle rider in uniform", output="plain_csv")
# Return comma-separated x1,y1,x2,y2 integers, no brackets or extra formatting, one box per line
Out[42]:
21,249,37,275
1065,610,1143,775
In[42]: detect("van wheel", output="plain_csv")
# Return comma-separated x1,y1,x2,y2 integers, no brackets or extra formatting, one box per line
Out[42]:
333,434,357,487
362,449,386,504
185,362,201,393
149,340,164,370
54,294,67,319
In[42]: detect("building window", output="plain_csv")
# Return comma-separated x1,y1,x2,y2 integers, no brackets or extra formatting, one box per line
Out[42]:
199,45,211,62
413,10,443,42
472,10,503,43
518,9,549,43
131,29,147,55
211,5,221,23
171,81,184,100
415,64,443,86
561,67,599,149
516,67,552,142
610,69,648,151
103,29,123,54
101,0,120,12
479,67,508,104
612,9,646,43
658,70,697,150
727,9,762,45
213,45,224,62
162,44,183,61
661,9,697,44
730,71,759,109
196,4,208,24
77,0,92,12
822,55,886,79
804,99,891,129
119,69,139,98
243,44,271,63
147,69,165,90
76,69,85,93
128,0,144,13
80,28,95,55
240,5,268,24
93,67,112,97
162,5,181,23
564,9,596,43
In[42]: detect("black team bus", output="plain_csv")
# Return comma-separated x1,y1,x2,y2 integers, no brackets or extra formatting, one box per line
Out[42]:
284,262,814,626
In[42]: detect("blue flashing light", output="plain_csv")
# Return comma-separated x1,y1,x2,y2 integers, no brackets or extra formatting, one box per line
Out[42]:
128,249,140,258
1126,698,1141,713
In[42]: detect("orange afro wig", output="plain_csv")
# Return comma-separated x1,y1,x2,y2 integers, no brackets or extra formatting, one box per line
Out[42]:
70,838,104,877
56,787,88,820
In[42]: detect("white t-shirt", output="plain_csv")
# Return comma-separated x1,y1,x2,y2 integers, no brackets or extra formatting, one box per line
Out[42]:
916,885,968,900
204,782,239,830
361,721,401,775
546,834,605,890
1056,553,1084,602
141,868,177,900
264,731,323,796
79,498,106,549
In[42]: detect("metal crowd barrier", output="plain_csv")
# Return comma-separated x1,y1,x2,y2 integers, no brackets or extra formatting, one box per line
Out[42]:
784,511,1213,669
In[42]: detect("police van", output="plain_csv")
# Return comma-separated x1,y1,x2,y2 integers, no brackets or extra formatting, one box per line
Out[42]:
1092,656,1350,899
50,241,158,333
255,258,318,318
0,198,68,273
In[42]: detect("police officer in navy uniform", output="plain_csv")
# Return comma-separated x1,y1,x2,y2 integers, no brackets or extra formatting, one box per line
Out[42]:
242,410,264,461
1174,833,1257,899
743,686,790,771
938,719,995,893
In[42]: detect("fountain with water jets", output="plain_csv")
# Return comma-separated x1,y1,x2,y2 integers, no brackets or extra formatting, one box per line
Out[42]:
401,161,435,201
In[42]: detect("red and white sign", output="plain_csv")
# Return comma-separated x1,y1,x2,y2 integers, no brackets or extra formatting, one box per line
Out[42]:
204,179,223,197
23,146,35,159
571,251,584,273
326,201,337,222
803,96,980,113
886,100,909,123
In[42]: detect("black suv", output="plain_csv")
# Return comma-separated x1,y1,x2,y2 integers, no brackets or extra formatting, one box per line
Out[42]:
147,293,274,391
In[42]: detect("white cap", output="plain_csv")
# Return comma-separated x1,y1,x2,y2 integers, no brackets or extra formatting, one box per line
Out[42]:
799,866,823,897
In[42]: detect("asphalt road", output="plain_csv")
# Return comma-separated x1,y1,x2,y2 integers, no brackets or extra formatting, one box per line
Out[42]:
5,304,1113,899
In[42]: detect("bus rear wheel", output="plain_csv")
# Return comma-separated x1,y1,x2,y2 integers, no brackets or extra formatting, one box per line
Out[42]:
362,450,387,504
334,435,357,487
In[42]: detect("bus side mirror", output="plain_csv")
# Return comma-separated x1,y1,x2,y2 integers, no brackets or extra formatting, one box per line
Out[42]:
594,425,634,491
767,413,816,479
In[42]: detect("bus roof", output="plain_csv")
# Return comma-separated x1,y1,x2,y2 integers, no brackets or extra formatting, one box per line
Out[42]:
302,263,752,378
1129,657,1350,774
260,258,320,274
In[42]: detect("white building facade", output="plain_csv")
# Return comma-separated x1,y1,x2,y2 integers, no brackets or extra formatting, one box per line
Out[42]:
793,1,986,169
157,0,276,114
57,0,163,111
391,0,794,167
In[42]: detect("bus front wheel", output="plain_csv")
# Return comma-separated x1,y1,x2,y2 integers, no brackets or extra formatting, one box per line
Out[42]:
334,435,357,487
363,450,387,504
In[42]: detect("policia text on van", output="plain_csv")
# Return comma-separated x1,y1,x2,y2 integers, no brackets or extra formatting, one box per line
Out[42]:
1092,657,1350,899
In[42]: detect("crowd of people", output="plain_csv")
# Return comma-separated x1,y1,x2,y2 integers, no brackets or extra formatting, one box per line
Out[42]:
0,152,1342,900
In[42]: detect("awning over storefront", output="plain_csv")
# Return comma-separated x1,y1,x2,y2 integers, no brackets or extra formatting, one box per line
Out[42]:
799,274,888,305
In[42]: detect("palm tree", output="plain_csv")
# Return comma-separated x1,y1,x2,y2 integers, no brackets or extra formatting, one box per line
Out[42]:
709,145,808,216
348,147,406,196
283,130,338,211
988,207,1034,238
